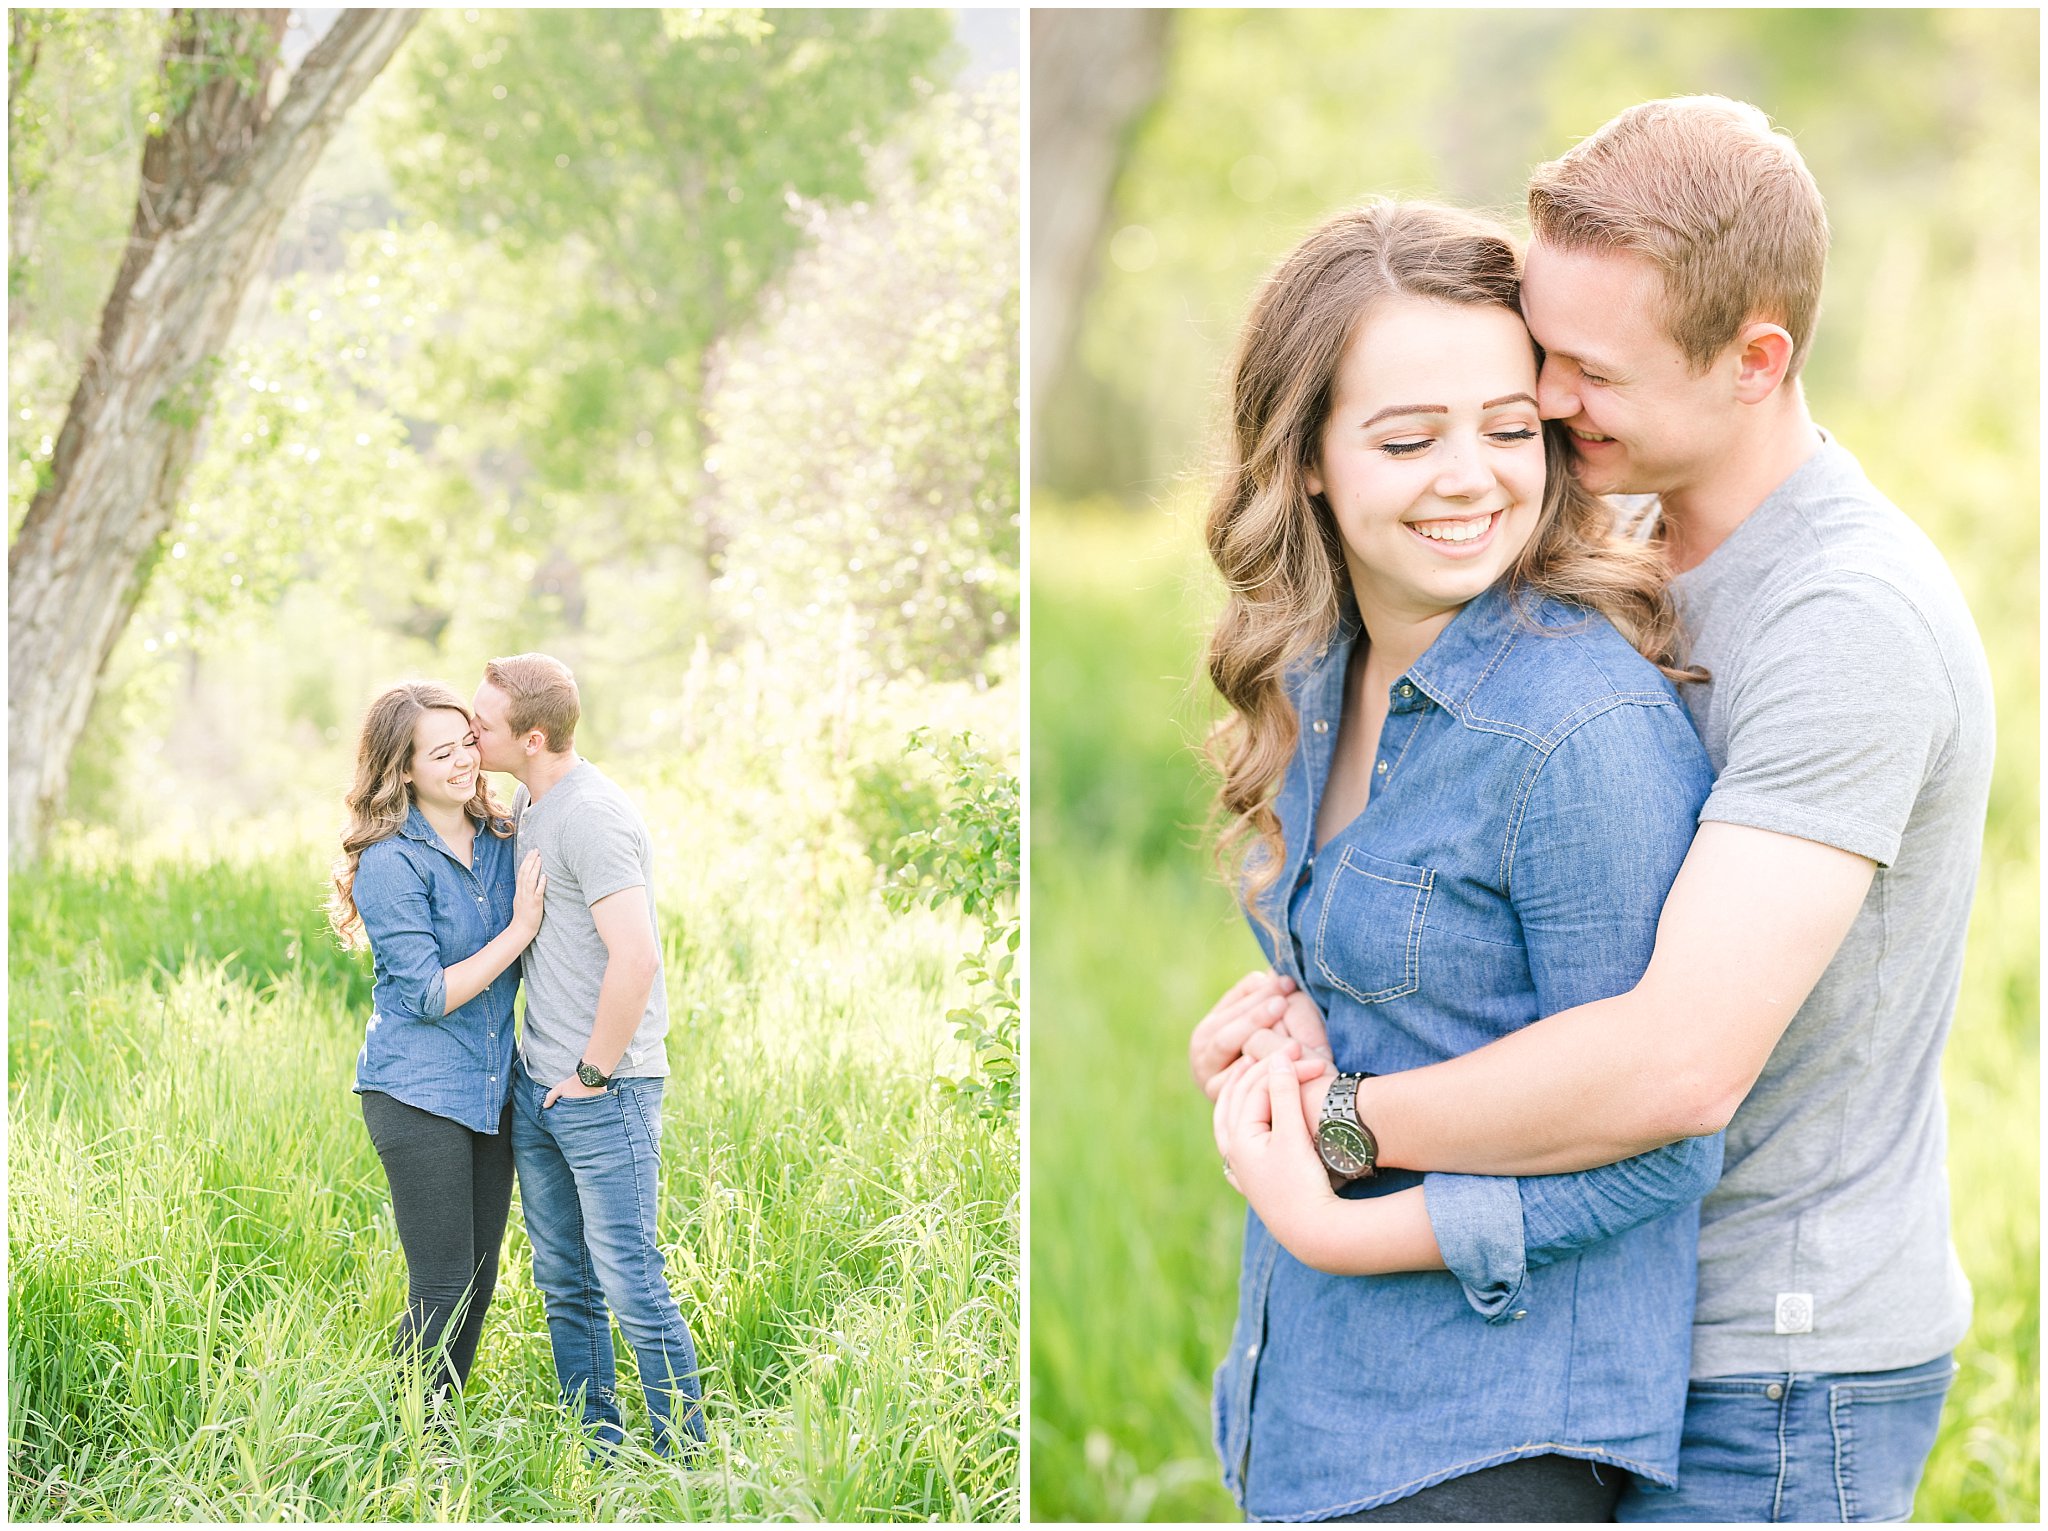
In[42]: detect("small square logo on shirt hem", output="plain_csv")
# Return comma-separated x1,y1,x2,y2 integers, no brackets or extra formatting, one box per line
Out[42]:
1775,1292,1815,1334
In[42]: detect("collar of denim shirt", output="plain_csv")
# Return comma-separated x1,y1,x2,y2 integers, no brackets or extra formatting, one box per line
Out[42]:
1260,576,1547,947
395,801,487,865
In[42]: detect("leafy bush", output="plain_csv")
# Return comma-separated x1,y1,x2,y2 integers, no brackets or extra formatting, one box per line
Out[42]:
886,729,1020,1121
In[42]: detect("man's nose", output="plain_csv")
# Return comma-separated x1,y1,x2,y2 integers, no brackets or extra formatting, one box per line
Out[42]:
1536,358,1576,420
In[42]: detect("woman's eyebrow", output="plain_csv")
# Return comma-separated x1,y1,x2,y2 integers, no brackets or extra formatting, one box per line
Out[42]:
1484,392,1538,410
1361,403,1447,427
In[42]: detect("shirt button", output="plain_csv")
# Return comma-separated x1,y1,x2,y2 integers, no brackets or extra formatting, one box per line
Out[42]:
1375,760,1388,775
1766,1383,1785,1401
1511,1309,1528,1321
1312,719,1329,734
1246,1343,1259,1360
1399,684,1414,698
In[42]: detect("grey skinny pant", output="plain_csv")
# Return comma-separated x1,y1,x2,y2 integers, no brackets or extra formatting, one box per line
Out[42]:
359,1090,515,1401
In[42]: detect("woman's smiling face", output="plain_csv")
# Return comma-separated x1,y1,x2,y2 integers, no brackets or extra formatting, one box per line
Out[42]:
1308,297,1547,630
405,707,480,813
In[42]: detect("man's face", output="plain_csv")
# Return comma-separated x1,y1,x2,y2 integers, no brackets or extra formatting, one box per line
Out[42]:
1520,239,1738,499
469,680,524,774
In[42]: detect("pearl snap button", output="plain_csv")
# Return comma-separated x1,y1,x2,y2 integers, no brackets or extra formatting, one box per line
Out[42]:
1375,760,1388,774
1313,719,1329,734
1511,1309,1528,1321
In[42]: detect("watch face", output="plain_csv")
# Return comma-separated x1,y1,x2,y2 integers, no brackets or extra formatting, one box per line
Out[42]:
577,1063,605,1088
1317,1119,1374,1176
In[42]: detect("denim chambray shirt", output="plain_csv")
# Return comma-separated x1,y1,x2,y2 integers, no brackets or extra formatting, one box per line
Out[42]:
1214,581,1722,1521
351,805,520,1134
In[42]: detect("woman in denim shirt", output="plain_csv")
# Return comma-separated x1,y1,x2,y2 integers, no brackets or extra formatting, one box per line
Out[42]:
328,682,545,1405
1189,203,1720,1520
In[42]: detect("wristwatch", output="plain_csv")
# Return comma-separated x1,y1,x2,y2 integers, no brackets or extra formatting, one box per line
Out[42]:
1316,1072,1379,1180
576,1058,612,1089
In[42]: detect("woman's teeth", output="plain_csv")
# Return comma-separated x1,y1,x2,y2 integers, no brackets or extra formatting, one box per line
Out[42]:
1411,514,1494,543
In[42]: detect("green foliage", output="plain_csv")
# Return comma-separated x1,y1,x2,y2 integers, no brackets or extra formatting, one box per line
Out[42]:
370,7,952,537
11,827,1019,1520
888,730,1021,1123
156,9,278,124
706,77,1021,683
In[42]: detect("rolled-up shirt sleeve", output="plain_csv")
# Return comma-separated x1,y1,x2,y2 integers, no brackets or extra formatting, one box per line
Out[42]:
354,845,448,1020
1427,696,1720,1322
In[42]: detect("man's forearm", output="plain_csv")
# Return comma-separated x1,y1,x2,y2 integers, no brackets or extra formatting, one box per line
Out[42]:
1356,984,1731,1177
582,954,658,1076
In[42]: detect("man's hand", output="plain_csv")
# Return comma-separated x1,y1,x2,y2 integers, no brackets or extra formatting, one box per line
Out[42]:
1221,1054,1345,1267
542,1074,607,1108
1190,970,1296,1096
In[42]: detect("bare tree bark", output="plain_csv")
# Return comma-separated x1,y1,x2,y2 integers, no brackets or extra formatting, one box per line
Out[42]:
1028,8,1169,482
7,8,418,862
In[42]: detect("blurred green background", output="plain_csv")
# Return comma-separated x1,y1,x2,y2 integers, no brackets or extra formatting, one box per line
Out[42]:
1029,8,2037,1522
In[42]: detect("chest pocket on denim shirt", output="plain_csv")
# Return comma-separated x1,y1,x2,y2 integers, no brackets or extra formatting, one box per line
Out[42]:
1314,847,1433,1004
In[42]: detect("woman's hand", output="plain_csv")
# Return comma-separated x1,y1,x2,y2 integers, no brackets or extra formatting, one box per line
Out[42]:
1191,970,1303,1097
513,850,548,938
1221,1053,1347,1267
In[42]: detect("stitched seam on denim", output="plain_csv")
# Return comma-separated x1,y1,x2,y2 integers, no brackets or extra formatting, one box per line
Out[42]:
1382,702,1425,778
1315,850,1428,1003
1498,694,1684,896
1772,1372,1792,1522
1829,1372,1954,1404
1831,1379,1858,1520
1278,1444,1667,1519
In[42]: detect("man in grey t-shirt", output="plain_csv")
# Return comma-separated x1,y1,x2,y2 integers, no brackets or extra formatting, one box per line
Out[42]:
471,653,706,1457
1231,98,1992,1521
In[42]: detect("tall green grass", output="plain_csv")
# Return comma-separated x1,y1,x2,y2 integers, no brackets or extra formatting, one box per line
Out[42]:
10,827,1019,1521
1028,499,2038,1523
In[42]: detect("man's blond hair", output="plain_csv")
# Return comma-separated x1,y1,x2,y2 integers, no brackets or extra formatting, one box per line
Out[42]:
1528,95,1829,379
484,652,579,753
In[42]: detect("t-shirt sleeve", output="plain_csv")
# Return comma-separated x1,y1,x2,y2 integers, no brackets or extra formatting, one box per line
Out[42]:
560,798,648,907
1699,574,1957,867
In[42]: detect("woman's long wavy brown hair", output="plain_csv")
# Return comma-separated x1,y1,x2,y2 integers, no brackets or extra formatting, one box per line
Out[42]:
1204,200,1697,925
328,682,514,949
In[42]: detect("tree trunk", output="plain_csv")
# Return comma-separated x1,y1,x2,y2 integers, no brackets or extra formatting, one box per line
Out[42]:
7,8,418,863
1027,8,1169,481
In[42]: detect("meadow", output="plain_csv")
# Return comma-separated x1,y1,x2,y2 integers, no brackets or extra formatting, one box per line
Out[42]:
10,774,1019,1521
1027,500,2039,1523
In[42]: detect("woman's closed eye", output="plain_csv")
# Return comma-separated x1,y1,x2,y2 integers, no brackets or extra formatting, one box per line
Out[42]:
1380,427,1536,458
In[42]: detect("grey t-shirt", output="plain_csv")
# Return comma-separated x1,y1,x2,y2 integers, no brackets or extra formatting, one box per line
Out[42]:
511,761,669,1085
1663,431,1993,1377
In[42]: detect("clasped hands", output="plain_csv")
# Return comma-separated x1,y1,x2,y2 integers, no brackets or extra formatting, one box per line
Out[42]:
1189,971,1357,1266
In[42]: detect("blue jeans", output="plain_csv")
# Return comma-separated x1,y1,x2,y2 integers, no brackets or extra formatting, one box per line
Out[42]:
1617,1353,1954,1522
511,1067,708,1455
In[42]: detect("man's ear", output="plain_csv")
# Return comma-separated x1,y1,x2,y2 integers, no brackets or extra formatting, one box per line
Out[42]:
1732,321,1796,405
